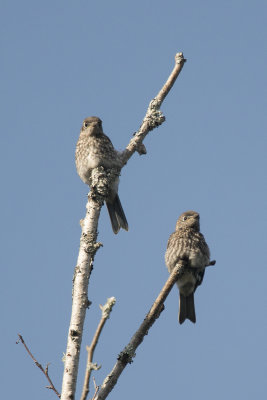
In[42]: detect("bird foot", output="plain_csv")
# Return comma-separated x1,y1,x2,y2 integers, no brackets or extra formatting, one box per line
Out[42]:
207,260,216,267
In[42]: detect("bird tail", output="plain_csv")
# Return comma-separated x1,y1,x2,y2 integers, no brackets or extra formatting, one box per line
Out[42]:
179,293,196,324
106,194,128,234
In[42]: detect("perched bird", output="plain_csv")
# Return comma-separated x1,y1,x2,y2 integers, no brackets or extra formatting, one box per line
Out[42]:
75,116,128,234
165,210,212,324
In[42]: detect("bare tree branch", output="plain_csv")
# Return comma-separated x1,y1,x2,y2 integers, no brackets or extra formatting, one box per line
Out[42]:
60,52,186,400
120,52,186,164
17,334,61,398
95,262,186,400
80,297,116,400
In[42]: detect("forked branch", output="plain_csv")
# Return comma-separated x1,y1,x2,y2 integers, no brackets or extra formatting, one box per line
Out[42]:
60,52,186,400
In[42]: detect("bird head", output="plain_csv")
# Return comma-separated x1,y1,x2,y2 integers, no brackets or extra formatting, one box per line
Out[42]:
81,116,103,136
176,210,200,231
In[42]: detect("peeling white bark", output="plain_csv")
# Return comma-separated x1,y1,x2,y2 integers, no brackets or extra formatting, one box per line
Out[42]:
61,197,102,400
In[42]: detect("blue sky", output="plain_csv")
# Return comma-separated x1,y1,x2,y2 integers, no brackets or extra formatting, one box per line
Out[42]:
1,1,267,399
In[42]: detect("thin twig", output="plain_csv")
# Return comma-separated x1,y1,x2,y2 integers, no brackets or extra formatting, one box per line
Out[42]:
95,262,186,400
17,334,61,398
91,378,100,400
80,298,116,400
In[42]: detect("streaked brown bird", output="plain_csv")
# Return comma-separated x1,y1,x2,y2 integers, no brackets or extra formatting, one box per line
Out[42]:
75,116,128,234
165,210,212,324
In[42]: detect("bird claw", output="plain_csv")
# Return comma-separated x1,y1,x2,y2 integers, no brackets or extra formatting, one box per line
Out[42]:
207,260,216,267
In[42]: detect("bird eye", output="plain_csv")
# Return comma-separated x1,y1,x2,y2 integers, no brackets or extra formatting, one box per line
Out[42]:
183,216,187,221
84,122,88,128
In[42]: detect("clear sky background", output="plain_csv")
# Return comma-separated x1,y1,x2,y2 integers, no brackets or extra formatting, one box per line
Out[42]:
1,1,266,399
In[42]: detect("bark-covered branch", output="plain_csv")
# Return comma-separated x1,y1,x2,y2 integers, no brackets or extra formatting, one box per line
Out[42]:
95,262,185,400
120,52,186,164
61,195,103,400
60,52,186,400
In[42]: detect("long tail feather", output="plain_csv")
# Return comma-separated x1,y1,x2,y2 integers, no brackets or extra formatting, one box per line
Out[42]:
179,293,187,324
179,292,196,324
186,293,196,323
106,201,120,234
106,194,128,234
